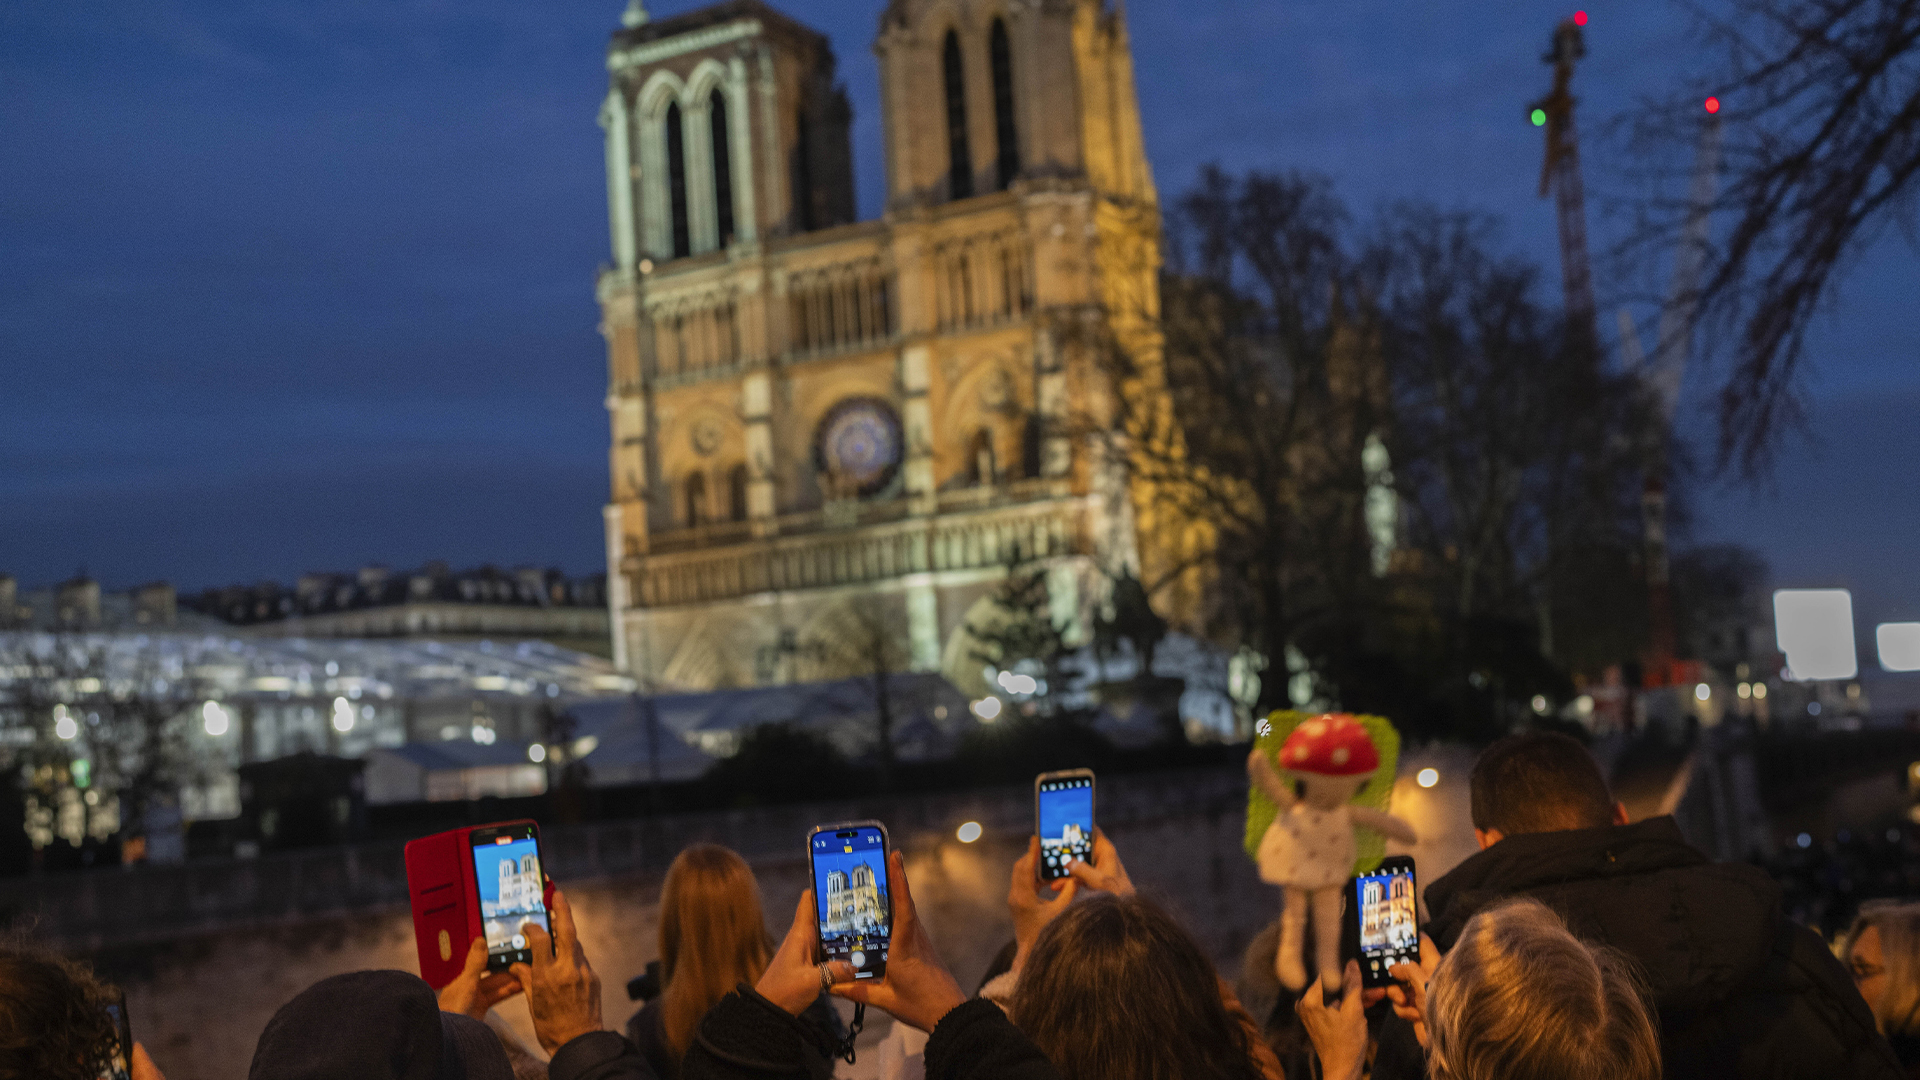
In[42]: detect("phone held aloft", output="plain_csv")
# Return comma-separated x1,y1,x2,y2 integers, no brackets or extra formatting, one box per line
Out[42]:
403,819,556,987
1034,769,1095,881
1353,854,1418,989
808,821,893,980
99,992,132,1080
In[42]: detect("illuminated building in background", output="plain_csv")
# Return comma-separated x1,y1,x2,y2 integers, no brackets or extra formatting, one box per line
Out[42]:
595,0,1175,695
824,861,886,933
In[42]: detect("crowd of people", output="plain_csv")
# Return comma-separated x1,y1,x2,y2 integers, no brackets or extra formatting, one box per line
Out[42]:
5,732,1920,1079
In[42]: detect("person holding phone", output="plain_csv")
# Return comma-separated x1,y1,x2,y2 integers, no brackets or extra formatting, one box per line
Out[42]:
0,942,165,1080
683,844,1065,1080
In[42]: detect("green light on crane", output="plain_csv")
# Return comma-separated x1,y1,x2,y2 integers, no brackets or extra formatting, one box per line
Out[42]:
1531,108,1548,126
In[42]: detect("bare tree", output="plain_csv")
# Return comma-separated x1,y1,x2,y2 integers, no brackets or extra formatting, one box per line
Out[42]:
1625,0,1920,473
797,595,917,783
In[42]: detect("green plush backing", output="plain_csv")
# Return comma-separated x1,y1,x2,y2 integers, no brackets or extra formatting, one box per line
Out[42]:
1244,711,1402,877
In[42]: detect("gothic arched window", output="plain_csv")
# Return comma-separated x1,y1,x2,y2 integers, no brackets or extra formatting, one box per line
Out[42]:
709,89,735,247
665,102,691,259
990,19,1019,190
684,470,707,527
727,463,749,521
942,30,974,200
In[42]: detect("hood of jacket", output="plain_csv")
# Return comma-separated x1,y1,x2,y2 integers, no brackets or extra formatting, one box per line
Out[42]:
1422,816,1785,1014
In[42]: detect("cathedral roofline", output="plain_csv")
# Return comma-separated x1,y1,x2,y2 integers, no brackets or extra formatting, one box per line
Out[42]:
609,0,828,53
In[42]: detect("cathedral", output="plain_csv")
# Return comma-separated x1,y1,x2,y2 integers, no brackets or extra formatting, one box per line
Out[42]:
595,0,1167,694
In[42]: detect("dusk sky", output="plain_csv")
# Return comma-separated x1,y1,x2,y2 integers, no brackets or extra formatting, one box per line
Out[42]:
3,1,1914,645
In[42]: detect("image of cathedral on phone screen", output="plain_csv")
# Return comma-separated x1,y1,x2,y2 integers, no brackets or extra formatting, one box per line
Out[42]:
477,840,545,952
1038,780,1093,873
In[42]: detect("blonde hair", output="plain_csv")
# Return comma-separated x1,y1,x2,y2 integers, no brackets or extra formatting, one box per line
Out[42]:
1426,898,1661,1080
658,845,773,1058
1846,900,1920,1037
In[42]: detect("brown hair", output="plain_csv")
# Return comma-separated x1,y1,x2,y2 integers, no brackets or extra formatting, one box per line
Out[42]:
1425,897,1660,1080
1469,733,1615,835
1846,900,1920,1036
658,844,773,1059
0,941,121,1080
1011,895,1267,1080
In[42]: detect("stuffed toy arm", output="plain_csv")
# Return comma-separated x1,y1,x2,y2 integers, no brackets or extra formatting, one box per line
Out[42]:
1246,747,1297,811
1349,805,1417,845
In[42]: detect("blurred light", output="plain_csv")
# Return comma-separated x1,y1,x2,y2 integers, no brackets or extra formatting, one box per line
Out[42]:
971,697,1003,721
1796,832,1813,849
528,744,547,763
1704,96,1721,114
956,821,983,843
1753,683,1768,700
1808,701,1822,716
1530,108,1548,127
54,705,78,741
1737,682,1752,699
1416,768,1439,788
1573,694,1594,716
572,735,599,757
1878,623,1920,672
1530,695,1549,715
71,759,90,788
1573,10,1588,26
203,701,230,736
1695,683,1711,702
1774,589,1858,680
332,697,355,732
471,724,496,744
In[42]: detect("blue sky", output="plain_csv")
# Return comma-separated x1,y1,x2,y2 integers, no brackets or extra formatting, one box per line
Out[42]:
2,1,1913,672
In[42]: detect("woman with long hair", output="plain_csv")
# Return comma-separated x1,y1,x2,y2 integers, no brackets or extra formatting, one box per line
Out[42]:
629,844,835,1079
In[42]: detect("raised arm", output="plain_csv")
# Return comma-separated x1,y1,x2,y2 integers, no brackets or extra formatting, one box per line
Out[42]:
1349,806,1417,845
1247,747,1296,810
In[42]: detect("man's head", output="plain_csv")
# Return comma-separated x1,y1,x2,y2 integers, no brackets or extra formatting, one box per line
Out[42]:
1469,733,1627,849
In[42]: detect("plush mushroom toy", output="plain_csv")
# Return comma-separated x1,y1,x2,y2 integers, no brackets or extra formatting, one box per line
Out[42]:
1247,712,1417,993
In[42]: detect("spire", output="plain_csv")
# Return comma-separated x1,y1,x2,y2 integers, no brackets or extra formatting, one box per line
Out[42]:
621,0,649,28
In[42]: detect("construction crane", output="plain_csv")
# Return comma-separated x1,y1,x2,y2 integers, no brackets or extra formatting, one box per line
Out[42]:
1619,110,1725,685
1531,13,1599,351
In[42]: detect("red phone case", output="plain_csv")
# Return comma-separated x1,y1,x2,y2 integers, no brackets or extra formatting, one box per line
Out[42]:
404,819,554,989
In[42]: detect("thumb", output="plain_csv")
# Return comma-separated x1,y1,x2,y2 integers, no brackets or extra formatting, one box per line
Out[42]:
1049,876,1079,908
461,935,489,978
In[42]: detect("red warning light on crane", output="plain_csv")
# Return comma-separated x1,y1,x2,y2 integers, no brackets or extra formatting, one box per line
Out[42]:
1573,10,1589,25
1704,96,1722,114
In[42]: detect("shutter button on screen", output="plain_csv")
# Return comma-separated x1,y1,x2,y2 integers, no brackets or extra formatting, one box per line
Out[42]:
851,950,867,968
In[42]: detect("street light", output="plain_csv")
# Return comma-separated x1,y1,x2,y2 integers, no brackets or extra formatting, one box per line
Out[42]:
1416,768,1439,788
956,821,983,843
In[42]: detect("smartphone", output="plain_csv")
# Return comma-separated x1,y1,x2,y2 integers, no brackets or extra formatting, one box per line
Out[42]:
1353,855,1419,989
469,821,552,971
808,821,892,980
1035,769,1095,881
99,992,132,1080
405,819,555,987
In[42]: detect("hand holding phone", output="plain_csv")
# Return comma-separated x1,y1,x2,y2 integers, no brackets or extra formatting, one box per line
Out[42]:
825,848,968,1033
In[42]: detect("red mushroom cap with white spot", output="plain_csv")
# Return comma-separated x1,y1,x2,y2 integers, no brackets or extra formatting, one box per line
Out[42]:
1277,713,1379,776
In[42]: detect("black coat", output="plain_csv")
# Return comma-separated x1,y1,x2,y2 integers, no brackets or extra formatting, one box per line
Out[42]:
682,987,1062,1080
1394,817,1902,1080
626,993,843,1080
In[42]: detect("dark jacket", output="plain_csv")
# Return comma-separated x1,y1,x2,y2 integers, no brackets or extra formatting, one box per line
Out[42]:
682,987,1062,1080
1397,817,1902,1080
626,993,843,1080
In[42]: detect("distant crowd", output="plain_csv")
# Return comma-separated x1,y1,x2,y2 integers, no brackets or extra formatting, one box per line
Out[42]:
6,732,1919,1080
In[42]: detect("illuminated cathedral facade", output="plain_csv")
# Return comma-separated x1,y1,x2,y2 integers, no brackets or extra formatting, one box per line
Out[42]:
595,0,1168,694
823,861,888,934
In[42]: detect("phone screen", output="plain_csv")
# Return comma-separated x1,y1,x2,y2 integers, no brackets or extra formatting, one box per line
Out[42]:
810,825,891,979
470,824,548,970
1355,860,1418,987
99,993,132,1080
1037,774,1094,881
